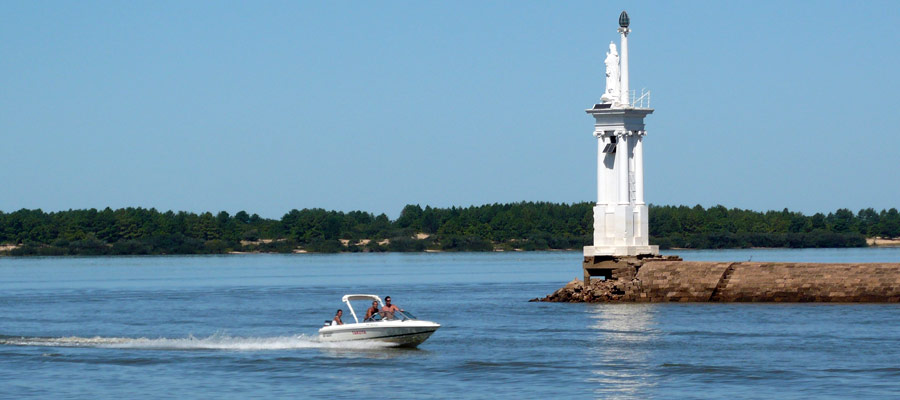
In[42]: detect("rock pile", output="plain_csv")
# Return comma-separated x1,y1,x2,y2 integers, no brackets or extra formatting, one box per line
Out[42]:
530,278,638,303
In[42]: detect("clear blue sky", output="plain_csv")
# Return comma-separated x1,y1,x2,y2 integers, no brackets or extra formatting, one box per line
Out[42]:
2,1,898,219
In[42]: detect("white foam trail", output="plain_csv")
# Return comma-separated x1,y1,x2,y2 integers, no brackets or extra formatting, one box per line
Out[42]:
0,333,394,351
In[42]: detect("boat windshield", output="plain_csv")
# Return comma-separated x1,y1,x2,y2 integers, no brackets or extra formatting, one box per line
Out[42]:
337,296,422,323
364,309,418,322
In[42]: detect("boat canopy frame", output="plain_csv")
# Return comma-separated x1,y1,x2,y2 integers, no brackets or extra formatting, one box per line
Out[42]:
340,294,385,324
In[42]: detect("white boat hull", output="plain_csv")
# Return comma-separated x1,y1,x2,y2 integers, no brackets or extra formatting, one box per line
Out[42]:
318,320,440,348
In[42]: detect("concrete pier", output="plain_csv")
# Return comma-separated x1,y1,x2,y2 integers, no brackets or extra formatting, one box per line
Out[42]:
534,257,900,303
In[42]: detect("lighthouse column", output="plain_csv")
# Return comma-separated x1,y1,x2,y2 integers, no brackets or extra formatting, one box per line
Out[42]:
615,131,633,247
616,131,629,205
633,132,649,246
596,132,606,205
593,132,608,247
618,15,630,107
634,133,644,205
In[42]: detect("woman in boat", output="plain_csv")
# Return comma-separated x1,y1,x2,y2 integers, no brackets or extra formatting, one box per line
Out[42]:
332,309,344,325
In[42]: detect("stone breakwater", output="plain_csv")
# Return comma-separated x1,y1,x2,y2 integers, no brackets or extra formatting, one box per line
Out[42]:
532,260,900,303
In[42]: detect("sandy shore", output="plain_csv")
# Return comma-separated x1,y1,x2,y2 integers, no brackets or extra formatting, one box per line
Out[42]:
867,237,900,247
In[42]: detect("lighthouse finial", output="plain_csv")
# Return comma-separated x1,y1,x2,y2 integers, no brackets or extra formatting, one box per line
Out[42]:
618,11,629,28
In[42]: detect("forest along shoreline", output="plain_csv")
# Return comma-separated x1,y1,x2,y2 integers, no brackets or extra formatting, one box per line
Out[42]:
1,203,898,256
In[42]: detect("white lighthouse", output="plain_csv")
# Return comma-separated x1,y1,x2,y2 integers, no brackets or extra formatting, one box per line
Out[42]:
583,11,659,258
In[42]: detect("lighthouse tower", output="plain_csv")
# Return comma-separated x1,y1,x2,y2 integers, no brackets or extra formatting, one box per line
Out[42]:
583,11,658,258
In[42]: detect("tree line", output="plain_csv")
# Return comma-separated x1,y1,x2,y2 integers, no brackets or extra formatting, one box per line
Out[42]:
649,205,898,249
0,203,897,256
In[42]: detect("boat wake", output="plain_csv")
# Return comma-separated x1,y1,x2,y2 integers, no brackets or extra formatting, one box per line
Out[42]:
0,333,394,351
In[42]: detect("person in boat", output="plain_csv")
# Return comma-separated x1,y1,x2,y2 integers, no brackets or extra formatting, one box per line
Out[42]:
332,309,344,325
364,300,380,321
381,296,402,319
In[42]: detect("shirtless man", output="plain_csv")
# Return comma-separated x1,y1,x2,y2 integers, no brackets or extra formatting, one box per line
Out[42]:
381,296,402,320
364,300,380,321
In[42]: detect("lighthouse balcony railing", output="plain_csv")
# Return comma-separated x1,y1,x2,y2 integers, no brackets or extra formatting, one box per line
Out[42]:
630,89,651,109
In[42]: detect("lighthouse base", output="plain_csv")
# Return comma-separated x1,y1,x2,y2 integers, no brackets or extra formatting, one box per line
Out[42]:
583,245,659,257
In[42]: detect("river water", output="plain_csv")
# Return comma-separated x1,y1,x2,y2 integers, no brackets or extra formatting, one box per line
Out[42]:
1,248,899,399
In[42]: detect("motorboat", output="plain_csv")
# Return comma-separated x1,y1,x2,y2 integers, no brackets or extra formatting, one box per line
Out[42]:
318,294,440,348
